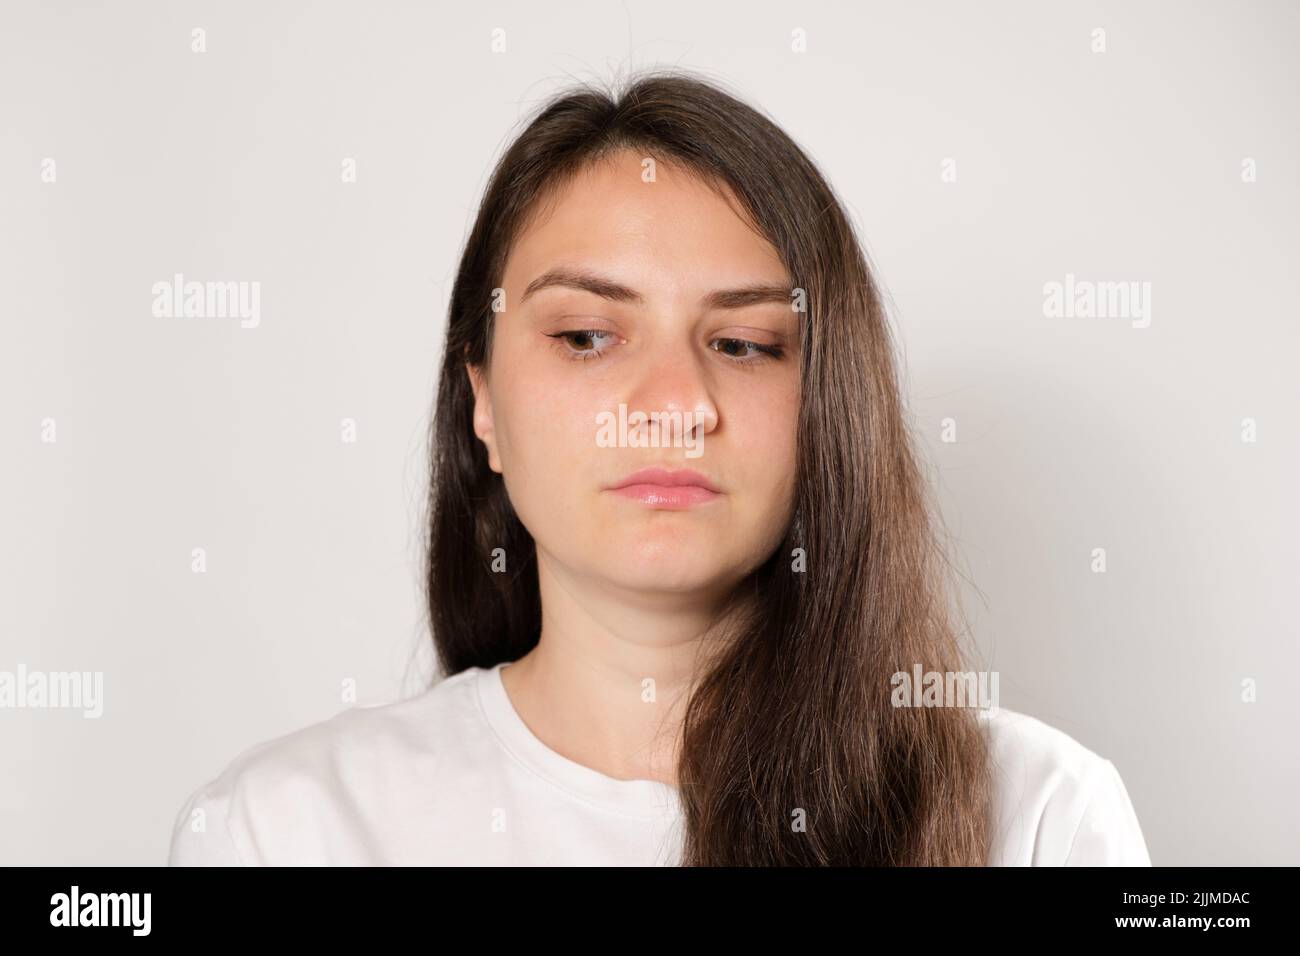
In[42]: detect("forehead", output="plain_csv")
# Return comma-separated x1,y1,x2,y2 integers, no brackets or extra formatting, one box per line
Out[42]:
502,150,788,297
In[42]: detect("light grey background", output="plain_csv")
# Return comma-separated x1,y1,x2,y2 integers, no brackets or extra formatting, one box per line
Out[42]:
1,0,1296,865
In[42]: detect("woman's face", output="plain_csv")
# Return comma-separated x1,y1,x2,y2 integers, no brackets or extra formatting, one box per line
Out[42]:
468,149,800,603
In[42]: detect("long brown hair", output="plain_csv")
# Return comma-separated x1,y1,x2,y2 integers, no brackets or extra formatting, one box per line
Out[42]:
425,69,991,865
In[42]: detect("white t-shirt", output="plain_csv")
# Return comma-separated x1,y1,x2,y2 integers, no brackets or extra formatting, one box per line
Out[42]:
167,661,1152,866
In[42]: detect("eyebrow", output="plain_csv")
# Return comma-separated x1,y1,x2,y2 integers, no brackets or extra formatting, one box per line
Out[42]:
520,266,792,311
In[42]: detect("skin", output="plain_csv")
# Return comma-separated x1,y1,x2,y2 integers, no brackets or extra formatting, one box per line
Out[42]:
466,148,800,786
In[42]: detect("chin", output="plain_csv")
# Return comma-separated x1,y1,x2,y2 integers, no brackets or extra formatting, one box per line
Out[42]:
604,566,726,597
597,540,724,588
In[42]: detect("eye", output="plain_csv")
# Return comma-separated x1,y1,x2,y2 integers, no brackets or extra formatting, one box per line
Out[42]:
546,329,619,361
710,338,785,365
545,330,786,366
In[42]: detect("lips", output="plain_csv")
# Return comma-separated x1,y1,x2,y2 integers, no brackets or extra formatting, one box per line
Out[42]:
606,467,722,509
608,467,721,493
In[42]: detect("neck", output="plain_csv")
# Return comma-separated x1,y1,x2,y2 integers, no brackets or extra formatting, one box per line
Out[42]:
499,552,738,785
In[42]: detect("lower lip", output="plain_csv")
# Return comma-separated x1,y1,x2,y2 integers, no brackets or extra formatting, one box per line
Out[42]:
609,483,720,509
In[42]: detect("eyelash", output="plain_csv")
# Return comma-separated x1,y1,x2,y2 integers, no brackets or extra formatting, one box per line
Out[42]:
545,330,785,366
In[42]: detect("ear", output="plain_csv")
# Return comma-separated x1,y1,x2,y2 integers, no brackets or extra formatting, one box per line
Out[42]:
466,360,503,474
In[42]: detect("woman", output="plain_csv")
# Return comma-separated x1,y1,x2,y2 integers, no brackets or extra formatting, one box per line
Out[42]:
168,70,1151,866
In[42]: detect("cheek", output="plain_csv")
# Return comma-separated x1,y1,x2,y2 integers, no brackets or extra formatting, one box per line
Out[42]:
491,370,606,528
729,378,800,526
729,375,799,464
501,378,602,462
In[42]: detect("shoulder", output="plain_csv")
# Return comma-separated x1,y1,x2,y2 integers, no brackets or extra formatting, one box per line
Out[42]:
167,668,482,866
980,707,1152,866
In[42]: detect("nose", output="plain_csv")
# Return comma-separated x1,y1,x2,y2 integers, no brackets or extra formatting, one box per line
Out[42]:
623,338,720,444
